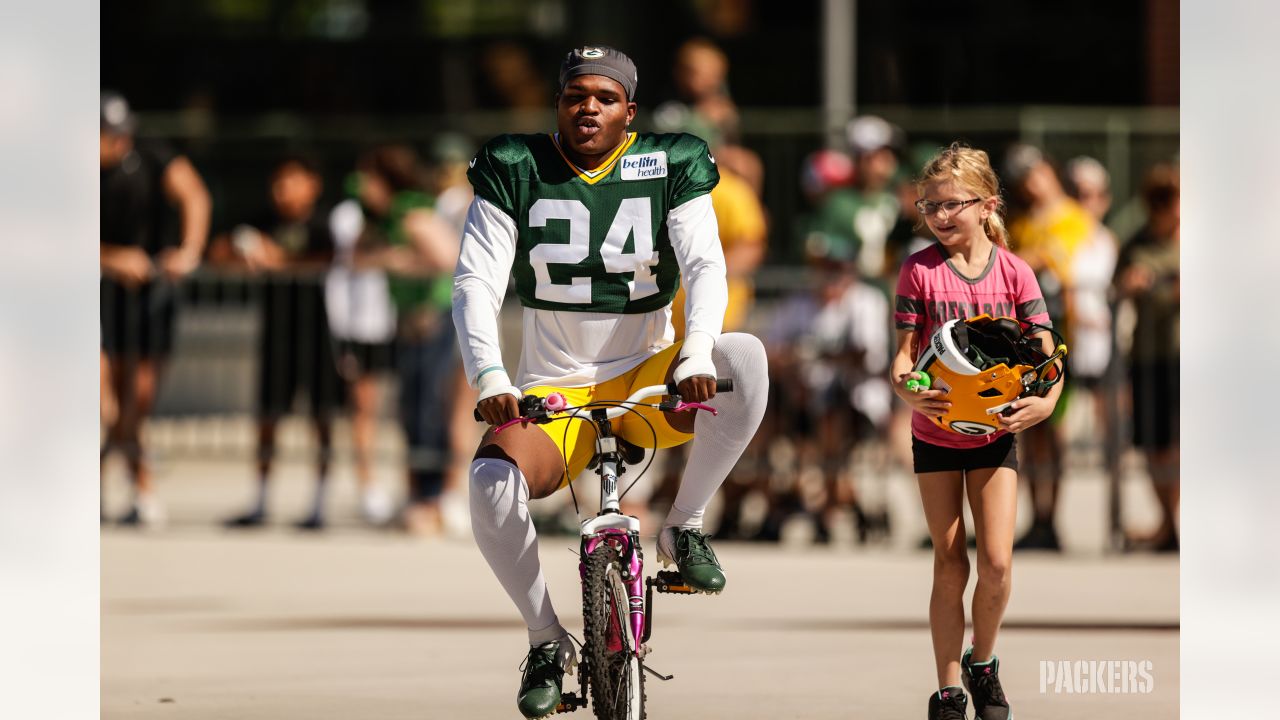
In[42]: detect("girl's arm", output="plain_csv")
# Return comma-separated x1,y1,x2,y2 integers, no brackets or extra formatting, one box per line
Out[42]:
890,328,951,418
996,329,1063,434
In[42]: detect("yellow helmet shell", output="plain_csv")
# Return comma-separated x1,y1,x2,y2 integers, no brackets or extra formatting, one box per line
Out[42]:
913,317,1033,436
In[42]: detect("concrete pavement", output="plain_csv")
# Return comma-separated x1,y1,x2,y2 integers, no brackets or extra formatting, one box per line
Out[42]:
102,455,1178,719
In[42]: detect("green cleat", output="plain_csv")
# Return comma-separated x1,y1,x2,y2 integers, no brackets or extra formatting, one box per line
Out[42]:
516,641,566,719
658,527,726,594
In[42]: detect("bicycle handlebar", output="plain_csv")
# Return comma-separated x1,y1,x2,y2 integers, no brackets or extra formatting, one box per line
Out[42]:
473,377,734,423
666,378,734,395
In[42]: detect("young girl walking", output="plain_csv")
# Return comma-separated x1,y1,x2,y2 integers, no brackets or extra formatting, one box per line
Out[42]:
891,143,1064,720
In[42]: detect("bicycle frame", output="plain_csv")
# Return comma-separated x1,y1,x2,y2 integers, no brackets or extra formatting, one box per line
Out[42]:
484,378,730,716
572,384,674,655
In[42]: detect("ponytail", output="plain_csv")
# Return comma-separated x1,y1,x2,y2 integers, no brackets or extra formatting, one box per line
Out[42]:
985,212,1010,249
917,142,1010,250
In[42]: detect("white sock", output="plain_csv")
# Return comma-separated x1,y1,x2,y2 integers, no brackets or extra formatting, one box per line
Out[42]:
308,470,329,519
253,473,269,516
665,332,769,531
469,458,563,644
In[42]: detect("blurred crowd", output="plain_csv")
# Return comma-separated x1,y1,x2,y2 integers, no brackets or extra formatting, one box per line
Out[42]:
101,39,1179,552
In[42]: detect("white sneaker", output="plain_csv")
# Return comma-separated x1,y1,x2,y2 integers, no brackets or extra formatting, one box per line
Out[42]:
120,493,167,528
440,491,471,539
360,486,394,525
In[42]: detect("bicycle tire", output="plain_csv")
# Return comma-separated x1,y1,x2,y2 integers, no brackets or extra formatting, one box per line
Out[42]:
582,542,646,720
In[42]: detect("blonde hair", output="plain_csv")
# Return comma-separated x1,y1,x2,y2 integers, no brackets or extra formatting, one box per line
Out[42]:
916,142,1009,249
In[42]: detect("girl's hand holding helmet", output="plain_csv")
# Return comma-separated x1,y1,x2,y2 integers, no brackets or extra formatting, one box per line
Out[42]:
894,370,951,418
908,315,1068,436
995,395,1054,434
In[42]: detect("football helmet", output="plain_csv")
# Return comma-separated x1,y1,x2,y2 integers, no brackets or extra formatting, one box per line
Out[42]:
912,314,1068,436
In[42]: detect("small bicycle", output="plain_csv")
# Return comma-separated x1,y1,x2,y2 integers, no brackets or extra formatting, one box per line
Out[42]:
479,378,733,720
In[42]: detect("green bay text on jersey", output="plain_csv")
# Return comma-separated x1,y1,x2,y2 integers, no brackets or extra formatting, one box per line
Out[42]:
467,132,719,314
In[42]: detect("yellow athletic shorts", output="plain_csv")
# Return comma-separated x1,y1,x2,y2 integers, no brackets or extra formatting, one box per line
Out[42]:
526,342,695,489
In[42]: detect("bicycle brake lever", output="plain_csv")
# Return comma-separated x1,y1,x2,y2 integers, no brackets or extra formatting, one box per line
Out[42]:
492,416,531,435
673,401,717,415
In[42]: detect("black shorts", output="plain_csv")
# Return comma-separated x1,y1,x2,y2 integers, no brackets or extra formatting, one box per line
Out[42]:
257,282,346,419
335,339,397,379
1130,360,1179,451
912,434,1018,474
100,278,177,359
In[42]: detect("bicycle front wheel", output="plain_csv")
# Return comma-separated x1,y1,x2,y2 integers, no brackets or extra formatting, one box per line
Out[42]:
582,542,645,720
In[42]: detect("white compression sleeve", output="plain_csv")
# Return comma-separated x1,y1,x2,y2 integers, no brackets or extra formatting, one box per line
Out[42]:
452,197,518,386
468,458,564,644
667,193,727,341
665,332,769,530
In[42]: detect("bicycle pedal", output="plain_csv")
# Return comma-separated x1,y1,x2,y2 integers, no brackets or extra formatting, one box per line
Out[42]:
554,692,586,713
650,570,697,594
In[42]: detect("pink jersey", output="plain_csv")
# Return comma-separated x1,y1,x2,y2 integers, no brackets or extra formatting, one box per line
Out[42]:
895,243,1051,449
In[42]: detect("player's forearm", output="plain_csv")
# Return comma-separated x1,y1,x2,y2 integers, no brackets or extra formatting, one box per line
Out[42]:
453,197,518,385
668,195,728,339
452,277,507,385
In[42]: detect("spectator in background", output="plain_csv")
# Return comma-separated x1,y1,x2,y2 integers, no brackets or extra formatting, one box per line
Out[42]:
481,42,552,134
427,134,481,536
1063,157,1119,382
734,150,853,541
656,134,768,534
653,37,764,195
325,171,400,526
800,148,856,207
884,143,942,477
762,237,893,543
483,41,553,112
1114,164,1179,552
1063,157,1121,467
100,91,211,526
650,38,770,533
351,145,462,536
429,134,478,232
669,148,767,338
1005,144,1096,551
657,41,769,334
210,155,344,530
888,142,947,265
806,116,904,286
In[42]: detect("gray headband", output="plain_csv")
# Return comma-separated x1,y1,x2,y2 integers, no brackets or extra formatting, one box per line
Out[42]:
559,45,638,101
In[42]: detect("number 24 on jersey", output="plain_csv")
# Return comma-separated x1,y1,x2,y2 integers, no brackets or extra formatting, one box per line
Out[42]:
527,197,659,304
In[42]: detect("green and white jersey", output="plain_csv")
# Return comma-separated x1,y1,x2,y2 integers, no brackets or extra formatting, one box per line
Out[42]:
454,132,728,388
469,132,718,313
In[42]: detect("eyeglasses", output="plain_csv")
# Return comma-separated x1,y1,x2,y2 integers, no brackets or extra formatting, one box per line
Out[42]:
915,198,982,216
